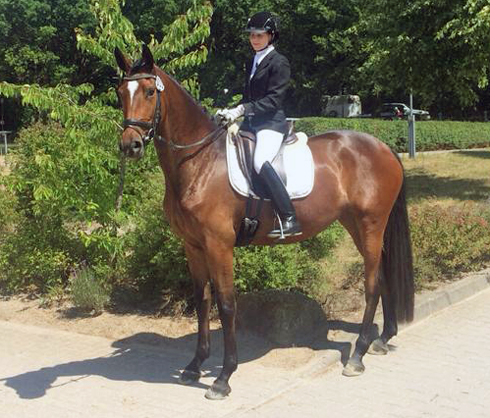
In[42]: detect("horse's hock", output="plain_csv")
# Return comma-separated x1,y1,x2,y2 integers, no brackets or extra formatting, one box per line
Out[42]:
236,290,328,346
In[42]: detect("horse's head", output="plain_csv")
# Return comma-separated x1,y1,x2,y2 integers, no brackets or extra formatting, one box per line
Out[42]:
115,44,164,159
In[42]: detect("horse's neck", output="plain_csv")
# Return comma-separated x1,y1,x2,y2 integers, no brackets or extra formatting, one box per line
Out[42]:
156,71,223,201
159,71,214,144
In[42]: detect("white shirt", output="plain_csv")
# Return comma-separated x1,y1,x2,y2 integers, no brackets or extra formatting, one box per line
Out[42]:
250,45,275,79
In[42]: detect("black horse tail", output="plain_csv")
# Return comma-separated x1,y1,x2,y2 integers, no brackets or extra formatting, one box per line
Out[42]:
381,154,415,324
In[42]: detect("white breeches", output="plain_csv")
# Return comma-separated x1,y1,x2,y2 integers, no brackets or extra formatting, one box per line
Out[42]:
253,129,284,173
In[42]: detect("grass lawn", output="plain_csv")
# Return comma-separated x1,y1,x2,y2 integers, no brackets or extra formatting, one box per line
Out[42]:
401,149,490,203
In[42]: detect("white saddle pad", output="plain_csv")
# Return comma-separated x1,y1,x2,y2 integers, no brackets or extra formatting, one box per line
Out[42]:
226,124,315,199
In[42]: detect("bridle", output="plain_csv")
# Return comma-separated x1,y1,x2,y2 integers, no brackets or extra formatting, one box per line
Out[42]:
122,73,164,146
121,72,226,151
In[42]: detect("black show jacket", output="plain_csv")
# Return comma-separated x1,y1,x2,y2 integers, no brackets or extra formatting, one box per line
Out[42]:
240,49,290,135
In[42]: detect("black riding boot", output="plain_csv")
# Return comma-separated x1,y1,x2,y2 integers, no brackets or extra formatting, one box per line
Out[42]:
258,161,302,239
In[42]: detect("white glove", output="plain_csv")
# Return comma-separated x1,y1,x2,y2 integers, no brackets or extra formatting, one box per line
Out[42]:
216,105,245,124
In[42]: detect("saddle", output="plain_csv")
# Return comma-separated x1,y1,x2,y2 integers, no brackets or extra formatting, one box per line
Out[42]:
233,130,296,198
226,123,314,201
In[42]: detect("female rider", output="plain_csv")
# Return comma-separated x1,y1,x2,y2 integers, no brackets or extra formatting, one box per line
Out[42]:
217,11,301,238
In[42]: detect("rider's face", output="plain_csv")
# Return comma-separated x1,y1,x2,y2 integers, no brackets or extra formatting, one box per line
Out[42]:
249,32,272,51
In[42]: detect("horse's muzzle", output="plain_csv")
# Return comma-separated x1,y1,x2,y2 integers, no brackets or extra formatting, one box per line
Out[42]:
119,135,144,159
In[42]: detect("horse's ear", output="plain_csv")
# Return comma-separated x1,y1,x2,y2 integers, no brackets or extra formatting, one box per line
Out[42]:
114,47,130,74
141,44,155,72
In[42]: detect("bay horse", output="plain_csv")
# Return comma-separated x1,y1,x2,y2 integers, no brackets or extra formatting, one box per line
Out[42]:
114,45,414,400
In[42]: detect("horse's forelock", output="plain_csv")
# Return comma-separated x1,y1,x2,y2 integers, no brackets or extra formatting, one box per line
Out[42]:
129,58,152,75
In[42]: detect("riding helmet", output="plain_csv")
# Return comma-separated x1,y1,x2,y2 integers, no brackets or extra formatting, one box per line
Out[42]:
245,11,279,42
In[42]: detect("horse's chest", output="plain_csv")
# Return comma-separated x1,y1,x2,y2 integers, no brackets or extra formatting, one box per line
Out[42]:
163,195,201,241
162,198,184,236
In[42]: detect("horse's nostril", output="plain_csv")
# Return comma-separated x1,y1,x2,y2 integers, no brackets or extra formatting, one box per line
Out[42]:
131,140,142,150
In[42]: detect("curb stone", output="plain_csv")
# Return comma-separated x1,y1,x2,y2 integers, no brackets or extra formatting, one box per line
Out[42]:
398,147,490,158
410,269,490,324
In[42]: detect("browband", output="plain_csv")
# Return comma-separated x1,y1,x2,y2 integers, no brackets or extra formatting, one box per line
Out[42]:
123,73,156,81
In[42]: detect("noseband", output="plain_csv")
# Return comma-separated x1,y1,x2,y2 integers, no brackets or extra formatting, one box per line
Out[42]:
122,73,165,145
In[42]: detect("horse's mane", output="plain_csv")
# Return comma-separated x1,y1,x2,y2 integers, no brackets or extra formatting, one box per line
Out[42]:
129,60,212,119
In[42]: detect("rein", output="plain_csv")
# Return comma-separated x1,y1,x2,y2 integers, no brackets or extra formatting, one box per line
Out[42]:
122,72,226,151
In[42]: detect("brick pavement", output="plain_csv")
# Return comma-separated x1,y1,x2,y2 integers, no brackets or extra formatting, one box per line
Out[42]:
235,286,490,418
1,284,489,417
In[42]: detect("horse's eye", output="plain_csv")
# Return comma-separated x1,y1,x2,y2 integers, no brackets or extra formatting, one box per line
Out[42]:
147,88,155,97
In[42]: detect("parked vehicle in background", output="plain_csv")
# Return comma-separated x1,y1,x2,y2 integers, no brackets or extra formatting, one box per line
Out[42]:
379,103,430,120
323,95,362,118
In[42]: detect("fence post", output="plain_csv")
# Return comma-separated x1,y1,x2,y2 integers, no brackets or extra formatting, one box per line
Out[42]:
408,92,416,158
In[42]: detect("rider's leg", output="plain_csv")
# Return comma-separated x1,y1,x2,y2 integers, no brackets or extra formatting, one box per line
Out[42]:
254,130,301,238
253,129,284,173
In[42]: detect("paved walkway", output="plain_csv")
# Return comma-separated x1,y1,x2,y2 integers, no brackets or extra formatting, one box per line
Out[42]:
236,286,490,418
1,281,490,417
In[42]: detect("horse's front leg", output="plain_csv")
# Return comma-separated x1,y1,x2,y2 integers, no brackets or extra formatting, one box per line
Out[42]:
179,242,212,384
203,238,237,400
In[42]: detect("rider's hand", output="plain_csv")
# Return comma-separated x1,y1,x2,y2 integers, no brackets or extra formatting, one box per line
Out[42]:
215,105,245,125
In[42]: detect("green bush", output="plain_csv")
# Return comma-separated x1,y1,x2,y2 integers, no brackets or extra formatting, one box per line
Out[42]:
0,121,347,304
0,120,161,295
69,266,111,312
296,117,490,153
300,222,345,261
410,201,490,288
234,223,344,293
234,245,315,293
5,118,489,307
0,180,19,240
0,221,76,293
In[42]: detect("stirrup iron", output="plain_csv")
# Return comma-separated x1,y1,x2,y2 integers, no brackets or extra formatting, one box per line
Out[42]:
275,212,285,240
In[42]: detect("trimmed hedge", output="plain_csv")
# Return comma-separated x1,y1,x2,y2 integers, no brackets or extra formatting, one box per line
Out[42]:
296,117,490,153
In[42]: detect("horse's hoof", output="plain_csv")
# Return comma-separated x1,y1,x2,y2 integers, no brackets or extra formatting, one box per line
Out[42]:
205,380,231,400
342,359,365,377
178,369,201,385
368,338,389,355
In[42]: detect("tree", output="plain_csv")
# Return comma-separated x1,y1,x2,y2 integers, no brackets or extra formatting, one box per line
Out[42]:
76,0,212,96
0,0,98,130
0,0,212,290
0,0,96,86
355,0,490,113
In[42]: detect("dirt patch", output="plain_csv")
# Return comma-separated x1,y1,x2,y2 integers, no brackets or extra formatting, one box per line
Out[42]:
0,296,205,340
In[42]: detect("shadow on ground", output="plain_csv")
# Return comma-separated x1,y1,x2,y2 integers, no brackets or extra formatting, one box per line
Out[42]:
406,172,490,202
0,293,364,400
456,150,490,160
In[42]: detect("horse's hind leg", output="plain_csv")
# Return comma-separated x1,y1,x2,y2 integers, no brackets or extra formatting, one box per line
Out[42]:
341,215,386,377
179,243,212,385
368,290,397,355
